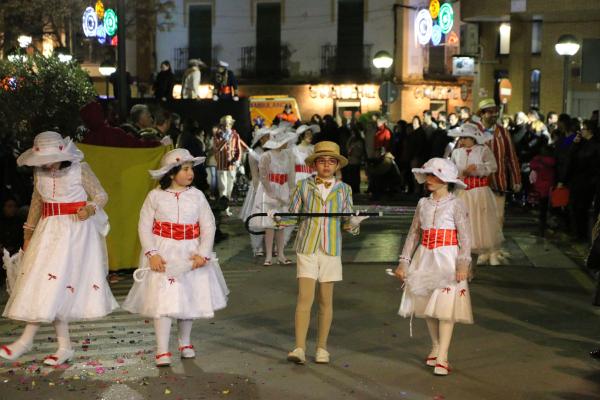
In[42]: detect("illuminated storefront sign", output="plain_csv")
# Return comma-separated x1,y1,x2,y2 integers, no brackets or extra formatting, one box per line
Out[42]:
308,85,377,100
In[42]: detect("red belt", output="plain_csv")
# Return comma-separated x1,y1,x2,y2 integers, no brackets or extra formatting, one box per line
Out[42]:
421,229,458,249
463,176,489,190
295,164,313,174
152,220,200,240
219,86,233,94
269,173,288,185
42,201,87,218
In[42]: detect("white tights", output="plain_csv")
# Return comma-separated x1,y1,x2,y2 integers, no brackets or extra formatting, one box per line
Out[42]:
153,317,194,353
425,317,454,363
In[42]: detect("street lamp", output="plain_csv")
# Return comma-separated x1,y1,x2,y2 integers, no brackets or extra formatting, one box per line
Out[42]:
372,50,393,80
555,34,580,113
99,62,116,99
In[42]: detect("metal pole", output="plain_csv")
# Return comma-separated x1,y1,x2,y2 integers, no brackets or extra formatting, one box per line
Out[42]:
562,55,569,113
117,0,127,122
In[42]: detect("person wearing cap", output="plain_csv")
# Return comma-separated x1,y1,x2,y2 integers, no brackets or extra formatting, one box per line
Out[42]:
286,141,366,365
239,127,271,257
477,98,521,263
212,60,239,101
0,131,118,366
291,124,318,183
394,157,473,376
214,115,243,216
182,59,204,100
450,123,503,266
122,148,229,367
250,129,297,266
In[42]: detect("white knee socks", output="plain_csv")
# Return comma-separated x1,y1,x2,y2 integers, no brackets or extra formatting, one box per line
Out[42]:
154,317,172,354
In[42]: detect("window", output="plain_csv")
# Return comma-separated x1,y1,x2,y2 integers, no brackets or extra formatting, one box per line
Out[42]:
188,4,212,68
336,0,365,78
498,23,511,55
256,2,282,77
531,21,542,55
530,69,541,109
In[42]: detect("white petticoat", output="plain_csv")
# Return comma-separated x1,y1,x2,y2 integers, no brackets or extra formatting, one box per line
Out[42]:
3,215,118,323
398,245,473,324
122,237,229,319
457,187,503,253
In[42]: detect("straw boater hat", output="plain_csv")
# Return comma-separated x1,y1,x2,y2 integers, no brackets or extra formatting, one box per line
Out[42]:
478,98,497,112
412,158,467,189
305,141,348,168
448,122,493,145
251,126,272,147
17,131,84,167
149,148,205,180
219,115,235,126
263,129,297,150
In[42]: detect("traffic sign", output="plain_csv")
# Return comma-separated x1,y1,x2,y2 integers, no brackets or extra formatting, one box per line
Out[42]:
378,81,399,104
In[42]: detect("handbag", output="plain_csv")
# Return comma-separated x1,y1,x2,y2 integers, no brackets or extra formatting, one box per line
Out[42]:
550,186,569,208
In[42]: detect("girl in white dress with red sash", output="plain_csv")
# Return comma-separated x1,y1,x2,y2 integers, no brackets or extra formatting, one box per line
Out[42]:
122,149,229,367
0,131,118,366
291,125,318,183
395,158,473,376
449,123,503,265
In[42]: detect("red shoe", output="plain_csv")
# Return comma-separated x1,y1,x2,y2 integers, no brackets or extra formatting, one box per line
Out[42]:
426,357,437,367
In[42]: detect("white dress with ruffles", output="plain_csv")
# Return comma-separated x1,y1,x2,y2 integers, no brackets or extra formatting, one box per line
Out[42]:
249,149,295,229
239,147,265,254
451,145,503,253
3,162,118,323
398,195,473,324
122,187,229,319
291,144,315,183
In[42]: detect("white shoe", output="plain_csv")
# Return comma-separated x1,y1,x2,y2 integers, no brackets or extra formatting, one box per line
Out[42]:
179,345,196,359
489,252,502,266
286,347,306,364
155,352,172,367
315,348,330,364
0,341,32,361
476,254,489,265
43,348,74,366
224,208,233,217
433,360,451,376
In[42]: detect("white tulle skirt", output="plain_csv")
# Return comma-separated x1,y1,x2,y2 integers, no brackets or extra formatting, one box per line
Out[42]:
122,237,229,319
398,245,473,324
3,215,118,323
249,182,289,230
457,186,503,253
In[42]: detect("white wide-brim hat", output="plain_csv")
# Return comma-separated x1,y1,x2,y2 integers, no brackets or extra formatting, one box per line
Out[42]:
412,158,467,189
251,127,272,147
448,122,493,145
296,124,321,135
218,60,229,68
263,130,298,149
17,131,84,167
149,148,205,179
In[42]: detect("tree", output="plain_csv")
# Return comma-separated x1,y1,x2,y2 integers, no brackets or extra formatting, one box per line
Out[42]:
0,53,96,145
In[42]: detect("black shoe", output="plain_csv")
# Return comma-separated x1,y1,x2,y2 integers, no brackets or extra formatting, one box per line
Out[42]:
590,348,600,359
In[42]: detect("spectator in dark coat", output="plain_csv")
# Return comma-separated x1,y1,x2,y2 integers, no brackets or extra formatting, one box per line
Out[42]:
153,60,175,102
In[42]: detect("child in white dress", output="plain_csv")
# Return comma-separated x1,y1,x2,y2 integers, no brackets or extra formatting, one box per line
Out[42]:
122,149,229,367
395,158,473,376
449,123,503,265
1,131,118,365
291,125,318,184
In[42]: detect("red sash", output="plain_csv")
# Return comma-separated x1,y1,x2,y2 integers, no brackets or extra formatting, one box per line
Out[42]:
42,201,87,218
295,165,313,174
269,173,288,185
152,220,200,240
421,229,458,249
463,176,489,190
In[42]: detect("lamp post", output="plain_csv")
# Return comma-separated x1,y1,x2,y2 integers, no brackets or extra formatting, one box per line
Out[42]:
99,62,116,99
372,50,394,116
555,34,580,113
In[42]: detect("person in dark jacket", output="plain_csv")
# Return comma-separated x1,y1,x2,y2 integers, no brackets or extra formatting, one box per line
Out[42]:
153,60,175,102
429,115,452,158
402,116,428,195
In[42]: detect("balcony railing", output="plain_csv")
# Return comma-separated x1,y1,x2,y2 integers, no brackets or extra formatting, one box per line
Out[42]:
240,45,290,79
320,44,373,80
172,47,218,75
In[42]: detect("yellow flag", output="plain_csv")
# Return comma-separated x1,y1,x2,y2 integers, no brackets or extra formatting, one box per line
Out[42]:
79,144,170,270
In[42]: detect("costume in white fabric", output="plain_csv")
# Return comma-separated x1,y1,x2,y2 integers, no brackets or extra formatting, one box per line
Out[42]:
291,144,315,183
240,144,266,255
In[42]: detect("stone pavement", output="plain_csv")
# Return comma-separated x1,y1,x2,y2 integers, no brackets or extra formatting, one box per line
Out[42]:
0,206,598,400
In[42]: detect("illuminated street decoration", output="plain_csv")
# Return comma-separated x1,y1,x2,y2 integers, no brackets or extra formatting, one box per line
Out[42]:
415,9,433,46
95,0,105,20
431,24,442,46
96,23,106,44
438,3,454,34
82,7,98,37
104,9,118,36
429,0,440,19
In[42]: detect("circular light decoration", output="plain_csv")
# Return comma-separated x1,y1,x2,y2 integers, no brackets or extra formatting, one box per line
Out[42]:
447,31,459,46
96,23,106,44
95,0,105,20
111,35,118,47
438,3,454,34
82,7,98,38
429,0,440,19
104,9,118,36
415,9,433,46
431,24,442,46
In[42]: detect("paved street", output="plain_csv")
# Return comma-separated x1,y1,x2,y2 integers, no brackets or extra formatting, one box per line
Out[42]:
0,205,598,400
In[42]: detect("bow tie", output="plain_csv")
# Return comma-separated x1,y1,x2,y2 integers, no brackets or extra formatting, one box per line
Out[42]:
316,177,334,189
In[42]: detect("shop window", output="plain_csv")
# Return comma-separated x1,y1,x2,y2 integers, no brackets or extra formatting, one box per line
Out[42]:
530,69,541,109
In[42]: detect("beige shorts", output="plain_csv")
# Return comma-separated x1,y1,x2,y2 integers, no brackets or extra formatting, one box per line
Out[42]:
296,249,342,282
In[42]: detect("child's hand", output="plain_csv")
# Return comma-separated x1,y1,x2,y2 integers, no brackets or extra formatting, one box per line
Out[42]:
149,254,166,272
76,205,95,221
464,164,477,175
394,265,407,282
190,255,207,269
456,270,468,282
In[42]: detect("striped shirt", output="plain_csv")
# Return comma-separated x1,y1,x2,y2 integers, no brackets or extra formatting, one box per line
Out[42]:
289,177,355,256
485,124,521,192
214,129,242,171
